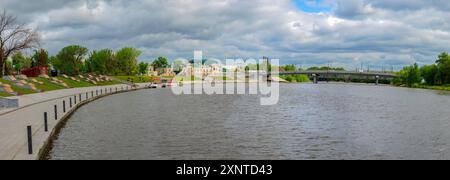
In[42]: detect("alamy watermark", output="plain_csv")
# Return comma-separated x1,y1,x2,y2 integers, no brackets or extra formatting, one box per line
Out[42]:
169,51,280,106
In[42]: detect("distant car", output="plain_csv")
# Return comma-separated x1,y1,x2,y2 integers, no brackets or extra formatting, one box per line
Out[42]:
161,83,167,88
149,83,158,89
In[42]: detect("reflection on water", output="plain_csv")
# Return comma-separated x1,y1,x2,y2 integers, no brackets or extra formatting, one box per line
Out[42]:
49,84,450,160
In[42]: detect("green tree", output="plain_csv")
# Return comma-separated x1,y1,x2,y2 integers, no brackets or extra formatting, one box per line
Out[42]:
420,64,438,85
52,45,88,75
307,66,345,71
12,52,32,72
152,57,169,69
32,49,49,67
139,62,149,75
87,49,115,75
283,64,297,72
398,63,421,87
436,52,450,85
116,47,141,75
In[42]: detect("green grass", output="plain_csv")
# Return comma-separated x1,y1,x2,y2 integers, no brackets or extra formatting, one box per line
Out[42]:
96,80,122,86
411,84,450,91
280,75,311,83
0,92,14,97
58,77,94,88
115,76,155,83
33,77,66,91
10,86,36,95
0,79,38,96
176,76,201,81
161,76,175,79
213,76,232,81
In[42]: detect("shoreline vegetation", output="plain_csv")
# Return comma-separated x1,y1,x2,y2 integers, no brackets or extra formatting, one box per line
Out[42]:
392,52,450,92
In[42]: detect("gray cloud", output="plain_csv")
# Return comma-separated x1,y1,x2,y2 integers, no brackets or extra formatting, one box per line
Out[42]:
1,0,450,69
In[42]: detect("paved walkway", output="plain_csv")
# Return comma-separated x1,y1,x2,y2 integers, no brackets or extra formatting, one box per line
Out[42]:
0,83,149,160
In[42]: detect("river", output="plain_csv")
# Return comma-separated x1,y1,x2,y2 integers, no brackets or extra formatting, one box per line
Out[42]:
49,83,450,160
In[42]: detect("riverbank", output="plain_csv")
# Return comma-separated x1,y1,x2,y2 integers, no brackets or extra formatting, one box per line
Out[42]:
403,84,450,91
0,83,149,160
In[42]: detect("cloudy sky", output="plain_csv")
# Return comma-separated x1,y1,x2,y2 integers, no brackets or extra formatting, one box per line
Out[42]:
2,0,450,69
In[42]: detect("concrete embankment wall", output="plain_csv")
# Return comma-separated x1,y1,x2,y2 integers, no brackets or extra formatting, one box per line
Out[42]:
0,84,145,160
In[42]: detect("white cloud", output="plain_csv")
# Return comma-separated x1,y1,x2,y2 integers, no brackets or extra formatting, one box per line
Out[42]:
2,0,450,69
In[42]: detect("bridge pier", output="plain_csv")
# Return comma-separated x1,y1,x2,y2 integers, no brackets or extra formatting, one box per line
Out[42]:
312,74,318,84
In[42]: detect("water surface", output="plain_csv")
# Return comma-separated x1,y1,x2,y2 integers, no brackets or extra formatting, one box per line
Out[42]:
49,84,450,160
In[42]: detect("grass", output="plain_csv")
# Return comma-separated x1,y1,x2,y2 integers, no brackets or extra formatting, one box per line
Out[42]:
213,76,232,81
176,76,202,82
0,75,123,97
0,79,38,96
33,77,66,91
410,84,450,91
0,92,14,97
96,80,122,86
58,77,94,88
280,75,311,83
10,86,36,95
115,76,156,83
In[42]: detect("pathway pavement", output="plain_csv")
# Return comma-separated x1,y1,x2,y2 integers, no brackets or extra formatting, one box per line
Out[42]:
0,83,149,160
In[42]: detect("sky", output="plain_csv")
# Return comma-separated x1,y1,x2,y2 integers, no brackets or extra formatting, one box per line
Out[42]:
2,0,450,69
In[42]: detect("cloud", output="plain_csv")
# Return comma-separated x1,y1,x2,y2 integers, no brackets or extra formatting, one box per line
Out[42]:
2,0,450,69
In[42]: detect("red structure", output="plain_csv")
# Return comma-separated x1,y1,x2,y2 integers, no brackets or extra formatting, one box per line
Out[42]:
21,66,49,77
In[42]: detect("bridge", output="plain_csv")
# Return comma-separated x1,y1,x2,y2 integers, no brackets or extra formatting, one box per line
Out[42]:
273,70,398,84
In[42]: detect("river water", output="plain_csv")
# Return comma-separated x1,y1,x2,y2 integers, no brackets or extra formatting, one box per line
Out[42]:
49,83,450,160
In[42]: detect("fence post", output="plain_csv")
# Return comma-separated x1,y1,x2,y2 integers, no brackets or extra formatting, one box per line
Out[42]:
54,105,58,120
70,98,72,108
79,94,81,102
27,126,33,155
44,112,48,132
63,100,66,113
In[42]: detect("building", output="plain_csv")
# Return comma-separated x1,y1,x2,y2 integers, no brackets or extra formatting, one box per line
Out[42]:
147,65,158,76
157,68,176,77
21,66,49,77
182,63,223,77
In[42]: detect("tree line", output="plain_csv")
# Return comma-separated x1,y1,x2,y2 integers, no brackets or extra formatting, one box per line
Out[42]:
9,45,171,76
395,52,450,87
1,10,173,77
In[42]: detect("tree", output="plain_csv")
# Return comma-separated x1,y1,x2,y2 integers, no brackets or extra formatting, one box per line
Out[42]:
283,64,297,72
152,57,169,69
116,47,141,75
307,66,345,71
52,45,88,75
420,64,438,85
87,49,115,75
12,52,32,73
436,52,450,85
138,62,149,75
0,10,39,76
32,49,49,67
398,63,421,87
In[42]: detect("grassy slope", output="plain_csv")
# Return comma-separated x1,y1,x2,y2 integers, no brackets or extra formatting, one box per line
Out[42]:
0,76,122,97
0,79,37,95
412,84,450,91
115,76,155,83
33,77,66,91
58,77,94,88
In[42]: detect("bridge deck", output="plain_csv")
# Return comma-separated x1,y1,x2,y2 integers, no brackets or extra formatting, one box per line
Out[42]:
277,71,397,78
